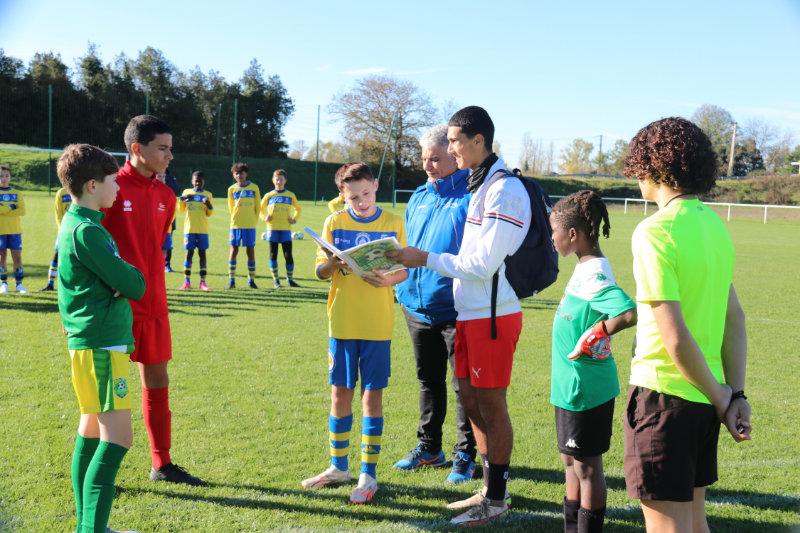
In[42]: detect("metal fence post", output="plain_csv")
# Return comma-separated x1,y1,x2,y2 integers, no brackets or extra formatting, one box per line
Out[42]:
48,84,52,194
232,98,238,165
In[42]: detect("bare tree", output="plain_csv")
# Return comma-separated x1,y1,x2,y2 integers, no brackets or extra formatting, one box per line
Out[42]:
519,133,556,175
328,75,437,168
289,139,310,160
743,118,795,173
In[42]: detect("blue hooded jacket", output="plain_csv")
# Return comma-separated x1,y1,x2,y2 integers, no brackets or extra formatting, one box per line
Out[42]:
395,168,471,325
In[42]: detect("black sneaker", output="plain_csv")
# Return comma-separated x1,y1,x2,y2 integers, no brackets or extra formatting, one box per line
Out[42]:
249,280,259,289
225,281,236,289
150,463,206,486
38,284,55,292
287,279,300,288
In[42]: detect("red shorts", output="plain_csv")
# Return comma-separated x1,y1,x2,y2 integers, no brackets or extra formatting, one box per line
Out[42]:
454,312,522,388
130,315,172,364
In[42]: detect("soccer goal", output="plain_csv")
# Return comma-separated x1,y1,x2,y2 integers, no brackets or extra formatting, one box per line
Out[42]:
393,189,415,207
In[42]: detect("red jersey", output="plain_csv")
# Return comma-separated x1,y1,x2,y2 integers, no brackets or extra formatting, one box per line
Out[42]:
102,161,176,321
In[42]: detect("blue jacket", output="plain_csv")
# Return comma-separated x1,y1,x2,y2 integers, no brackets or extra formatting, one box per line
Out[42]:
395,169,471,325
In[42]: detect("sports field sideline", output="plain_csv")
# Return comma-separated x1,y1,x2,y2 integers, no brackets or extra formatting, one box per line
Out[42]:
1,191,799,532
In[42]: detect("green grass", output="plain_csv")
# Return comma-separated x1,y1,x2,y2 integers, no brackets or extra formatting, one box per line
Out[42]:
1,191,799,532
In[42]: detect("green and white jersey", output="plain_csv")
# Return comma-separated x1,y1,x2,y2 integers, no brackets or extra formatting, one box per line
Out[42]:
551,257,634,411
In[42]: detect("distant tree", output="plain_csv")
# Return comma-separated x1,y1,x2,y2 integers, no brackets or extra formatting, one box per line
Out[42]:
328,75,436,169
492,140,502,159
605,139,629,175
691,104,735,176
783,145,800,174
236,59,294,158
28,51,71,88
289,139,310,160
732,138,764,176
559,138,594,174
518,133,555,175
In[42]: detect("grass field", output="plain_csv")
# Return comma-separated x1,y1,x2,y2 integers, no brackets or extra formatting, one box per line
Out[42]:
1,191,799,532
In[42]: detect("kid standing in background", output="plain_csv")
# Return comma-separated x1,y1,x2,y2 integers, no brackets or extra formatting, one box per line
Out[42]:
40,186,73,291
0,165,28,294
178,171,213,291
260,169,302,288
301,162,408,505
156,173,177,273
327,195,346,214
57,144,145,533
227,162,260,289
549,191,636,533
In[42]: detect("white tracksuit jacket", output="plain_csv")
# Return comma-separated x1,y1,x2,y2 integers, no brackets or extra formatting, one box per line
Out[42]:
426,158,531,321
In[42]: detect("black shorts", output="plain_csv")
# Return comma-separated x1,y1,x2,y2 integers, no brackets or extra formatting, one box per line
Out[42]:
555,398,615,457
624,385,719,502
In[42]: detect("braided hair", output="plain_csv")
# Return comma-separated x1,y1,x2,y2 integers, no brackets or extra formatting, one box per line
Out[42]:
551,190,610,242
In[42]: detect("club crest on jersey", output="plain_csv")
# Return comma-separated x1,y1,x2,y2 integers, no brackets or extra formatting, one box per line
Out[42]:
354,232,371,246
123,200,133,212
113,377,128,399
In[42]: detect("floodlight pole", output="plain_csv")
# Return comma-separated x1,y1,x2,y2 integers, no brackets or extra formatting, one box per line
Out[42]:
232,98,238,165
314,105,320,205
48,84,53,195
727,122,737,177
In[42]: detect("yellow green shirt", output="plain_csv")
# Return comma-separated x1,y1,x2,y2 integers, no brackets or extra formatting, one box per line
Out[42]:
631,199,734,403
178,188,213,234
315,208,406,340
260,189,301,231
227,181,261,229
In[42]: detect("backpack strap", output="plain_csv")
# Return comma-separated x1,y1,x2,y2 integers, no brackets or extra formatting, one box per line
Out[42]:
482,169,515,341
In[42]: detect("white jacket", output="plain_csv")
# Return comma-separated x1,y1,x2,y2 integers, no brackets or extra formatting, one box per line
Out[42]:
426,158,531,321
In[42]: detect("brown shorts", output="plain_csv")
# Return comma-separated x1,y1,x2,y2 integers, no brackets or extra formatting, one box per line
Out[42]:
130,315,172,364
623,385,719,502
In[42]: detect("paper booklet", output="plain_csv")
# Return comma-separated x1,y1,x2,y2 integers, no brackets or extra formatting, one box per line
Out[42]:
304,227,406,278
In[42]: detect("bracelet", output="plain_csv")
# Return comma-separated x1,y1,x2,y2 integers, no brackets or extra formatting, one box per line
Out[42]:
732,390,747,401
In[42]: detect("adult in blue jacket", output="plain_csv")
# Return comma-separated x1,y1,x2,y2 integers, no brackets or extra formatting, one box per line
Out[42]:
393,124,477,484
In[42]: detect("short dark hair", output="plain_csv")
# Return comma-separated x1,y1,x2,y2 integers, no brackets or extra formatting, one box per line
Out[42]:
273,169,287,178
551,190,610,242
623,117,718,193
123,115,172,154
231,162,249,174
334,162,375,190
192,170,205,180
57,144,119,199
448,106,494,149
0,165,9,172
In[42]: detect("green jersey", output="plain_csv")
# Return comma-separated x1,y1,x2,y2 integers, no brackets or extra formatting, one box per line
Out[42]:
551,257,634,411
57,204,146,350
631,199,734,403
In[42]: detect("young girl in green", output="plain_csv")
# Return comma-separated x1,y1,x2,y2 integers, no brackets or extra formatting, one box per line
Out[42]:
549,190,637,533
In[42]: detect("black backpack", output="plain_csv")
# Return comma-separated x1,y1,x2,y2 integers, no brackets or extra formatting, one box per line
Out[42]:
482,169,559,338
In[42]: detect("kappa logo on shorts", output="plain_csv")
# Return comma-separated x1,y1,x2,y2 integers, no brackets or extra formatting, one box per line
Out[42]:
472,367,482,379
113,377,129,399
565,438,579,449
328,351,335,372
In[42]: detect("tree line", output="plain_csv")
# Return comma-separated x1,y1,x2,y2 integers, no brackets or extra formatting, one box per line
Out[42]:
0,45,294,157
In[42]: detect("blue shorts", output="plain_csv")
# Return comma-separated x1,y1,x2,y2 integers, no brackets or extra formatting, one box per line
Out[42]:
0,234,22,250
265,230,292,243
230,228,256,247
184,234,209,250
162,232,173,251
328,338,391,390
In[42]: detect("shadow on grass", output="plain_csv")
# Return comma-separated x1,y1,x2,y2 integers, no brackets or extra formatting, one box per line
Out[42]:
165,286,328,316
0,296,59,313
116,478,800,532
519,298,559,311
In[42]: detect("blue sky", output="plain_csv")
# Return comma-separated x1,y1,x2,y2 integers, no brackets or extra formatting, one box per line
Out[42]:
2,0,799,167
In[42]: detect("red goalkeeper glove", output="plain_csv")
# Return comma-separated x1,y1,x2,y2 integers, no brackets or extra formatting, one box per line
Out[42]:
567,321,611,360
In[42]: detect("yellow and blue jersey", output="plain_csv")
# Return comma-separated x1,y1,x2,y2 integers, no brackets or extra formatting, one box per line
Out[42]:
54,188,73,228
227,181,261,229
315,208,406,341
0,186,25,234
178,188,213,234
260,189,302,231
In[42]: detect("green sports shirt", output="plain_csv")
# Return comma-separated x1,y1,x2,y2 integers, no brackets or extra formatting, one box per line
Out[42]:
631,199,735,403
57,204,146,350
551,257,634,411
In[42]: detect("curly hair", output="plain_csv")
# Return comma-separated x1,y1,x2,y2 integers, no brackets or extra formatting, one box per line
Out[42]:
622,117,718,193
551,190,610,242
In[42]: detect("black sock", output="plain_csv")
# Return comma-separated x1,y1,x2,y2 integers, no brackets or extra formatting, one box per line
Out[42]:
485,462,509,501
578,506,605,533
564,498,579,533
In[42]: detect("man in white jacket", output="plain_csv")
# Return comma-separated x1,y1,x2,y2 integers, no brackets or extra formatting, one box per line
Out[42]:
388,106,530,526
